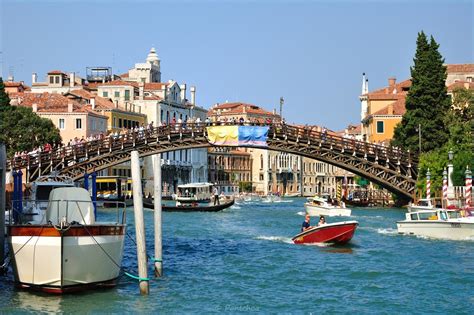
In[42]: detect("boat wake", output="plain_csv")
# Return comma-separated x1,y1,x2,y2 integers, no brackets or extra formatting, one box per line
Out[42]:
231,205,241,210
377,228,399,236
296,211,306,216
255,235,293,244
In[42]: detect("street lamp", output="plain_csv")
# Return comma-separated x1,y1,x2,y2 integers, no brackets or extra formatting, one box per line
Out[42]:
415,123,421,155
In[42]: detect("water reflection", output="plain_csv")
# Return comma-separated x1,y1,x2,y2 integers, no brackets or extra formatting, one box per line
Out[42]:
320,247,354,254
11,291,63,313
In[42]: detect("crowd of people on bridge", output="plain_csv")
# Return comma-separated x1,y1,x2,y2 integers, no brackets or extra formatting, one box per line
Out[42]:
10,114,406,166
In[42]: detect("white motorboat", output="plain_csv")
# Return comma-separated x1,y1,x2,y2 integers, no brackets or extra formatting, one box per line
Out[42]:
262,194,282,203
397,208,474,241
8,187,126,293
407,198,436,212
304,196,351,217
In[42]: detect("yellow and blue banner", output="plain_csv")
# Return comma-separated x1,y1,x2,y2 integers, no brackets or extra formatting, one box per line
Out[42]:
206,126,269,147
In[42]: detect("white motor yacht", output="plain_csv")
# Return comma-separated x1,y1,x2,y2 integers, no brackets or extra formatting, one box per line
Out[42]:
407,198,436,212
8,187,126,293
397,208,474,240
304,196,351,217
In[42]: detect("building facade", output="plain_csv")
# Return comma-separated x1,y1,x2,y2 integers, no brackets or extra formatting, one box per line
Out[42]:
208,147,252,195
10,92,108,141
360,64,474,143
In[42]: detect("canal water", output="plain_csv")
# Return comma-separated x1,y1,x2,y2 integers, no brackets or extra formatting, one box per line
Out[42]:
1,198,473,313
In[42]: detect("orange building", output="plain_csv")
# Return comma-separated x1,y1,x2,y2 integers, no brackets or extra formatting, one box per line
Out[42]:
360,64,474,143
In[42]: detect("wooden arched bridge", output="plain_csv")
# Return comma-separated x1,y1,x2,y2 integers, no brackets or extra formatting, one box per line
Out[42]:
7,123,418,199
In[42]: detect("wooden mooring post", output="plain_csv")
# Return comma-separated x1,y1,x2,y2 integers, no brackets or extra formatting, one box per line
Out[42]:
153,154,163,277
131,151,149,295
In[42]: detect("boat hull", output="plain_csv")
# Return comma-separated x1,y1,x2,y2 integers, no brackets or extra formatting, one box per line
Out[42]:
304,204,352,217
396,221,474,240
8,225,126,294
144,199,235,212
292,221,359,245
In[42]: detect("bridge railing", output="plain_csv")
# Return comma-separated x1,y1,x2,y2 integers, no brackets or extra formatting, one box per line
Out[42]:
7,121,416,175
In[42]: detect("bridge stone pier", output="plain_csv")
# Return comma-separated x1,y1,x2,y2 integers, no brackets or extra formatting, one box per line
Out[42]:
7,122,418,200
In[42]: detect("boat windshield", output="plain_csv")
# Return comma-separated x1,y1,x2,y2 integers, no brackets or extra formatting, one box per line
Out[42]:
447,211,462,219
418,212,438,220
417,200,430,207
36,186,64,201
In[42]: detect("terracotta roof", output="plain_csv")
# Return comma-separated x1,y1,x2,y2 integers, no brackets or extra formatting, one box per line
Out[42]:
98,80,138,88
208,102,277,117
371,98,406,116
446,64,474,73
47,70,65,75
346,124,361,134
119,73,129,78
144,82,168,90
67,89,95,99
66,90,117,110
10,92,107,118
447,81,474,91
4,82,24,87
366,79,411,97
144,95,162,100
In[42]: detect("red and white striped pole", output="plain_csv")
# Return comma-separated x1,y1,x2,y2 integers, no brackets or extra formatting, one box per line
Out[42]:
442,168,448,205
465,166,472,208
426,168,431,200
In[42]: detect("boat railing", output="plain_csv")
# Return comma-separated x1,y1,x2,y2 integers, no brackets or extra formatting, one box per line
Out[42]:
8,198,126,225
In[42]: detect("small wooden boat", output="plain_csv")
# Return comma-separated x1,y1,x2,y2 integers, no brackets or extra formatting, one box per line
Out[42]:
292,221,359,245
144,199,235,212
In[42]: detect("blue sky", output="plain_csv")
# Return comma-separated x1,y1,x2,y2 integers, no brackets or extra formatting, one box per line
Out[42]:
1,0,472,130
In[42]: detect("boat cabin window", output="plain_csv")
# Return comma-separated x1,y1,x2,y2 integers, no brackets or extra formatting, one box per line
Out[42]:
418,212,437,220
439,211,448,221
447,211,461,219
410,213,419,220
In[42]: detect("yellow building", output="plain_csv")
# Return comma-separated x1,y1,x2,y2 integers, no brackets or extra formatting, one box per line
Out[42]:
361,77,409,143
360,64,474,144
66,90,147,131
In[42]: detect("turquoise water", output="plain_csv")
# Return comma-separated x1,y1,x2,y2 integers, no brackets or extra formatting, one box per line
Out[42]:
1,198,473,314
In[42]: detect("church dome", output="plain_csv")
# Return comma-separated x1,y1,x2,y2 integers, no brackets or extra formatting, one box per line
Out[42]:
146,47,160,65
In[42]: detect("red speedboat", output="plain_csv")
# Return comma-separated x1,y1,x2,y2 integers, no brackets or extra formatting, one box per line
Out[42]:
292,221,359,245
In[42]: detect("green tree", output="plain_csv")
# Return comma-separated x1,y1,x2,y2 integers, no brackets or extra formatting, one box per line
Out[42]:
0,77,11,110
0,78,62,157
392,32,451,153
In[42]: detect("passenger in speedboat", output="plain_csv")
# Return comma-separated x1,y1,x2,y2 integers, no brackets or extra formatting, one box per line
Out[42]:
318,216,326,226
301,214,312,232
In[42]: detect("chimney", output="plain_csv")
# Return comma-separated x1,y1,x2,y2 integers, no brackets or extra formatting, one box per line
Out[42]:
68,102,74,113
388,77,396,87
180,83,187,103
91,97,96,110
32,103,38,112
387,103,394,115
70,72,75,88
365,79,369,94
361,73,366,94
7,75,13,82
273,108,276,115
190,86,196,105
139,82,144,101
243,106,247,114
32,73,37,84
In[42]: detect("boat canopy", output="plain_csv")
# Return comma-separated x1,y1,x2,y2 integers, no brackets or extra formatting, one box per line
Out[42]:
47,187,95,225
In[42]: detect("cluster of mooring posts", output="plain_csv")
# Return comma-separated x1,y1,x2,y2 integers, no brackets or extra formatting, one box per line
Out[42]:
130,150,163,295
